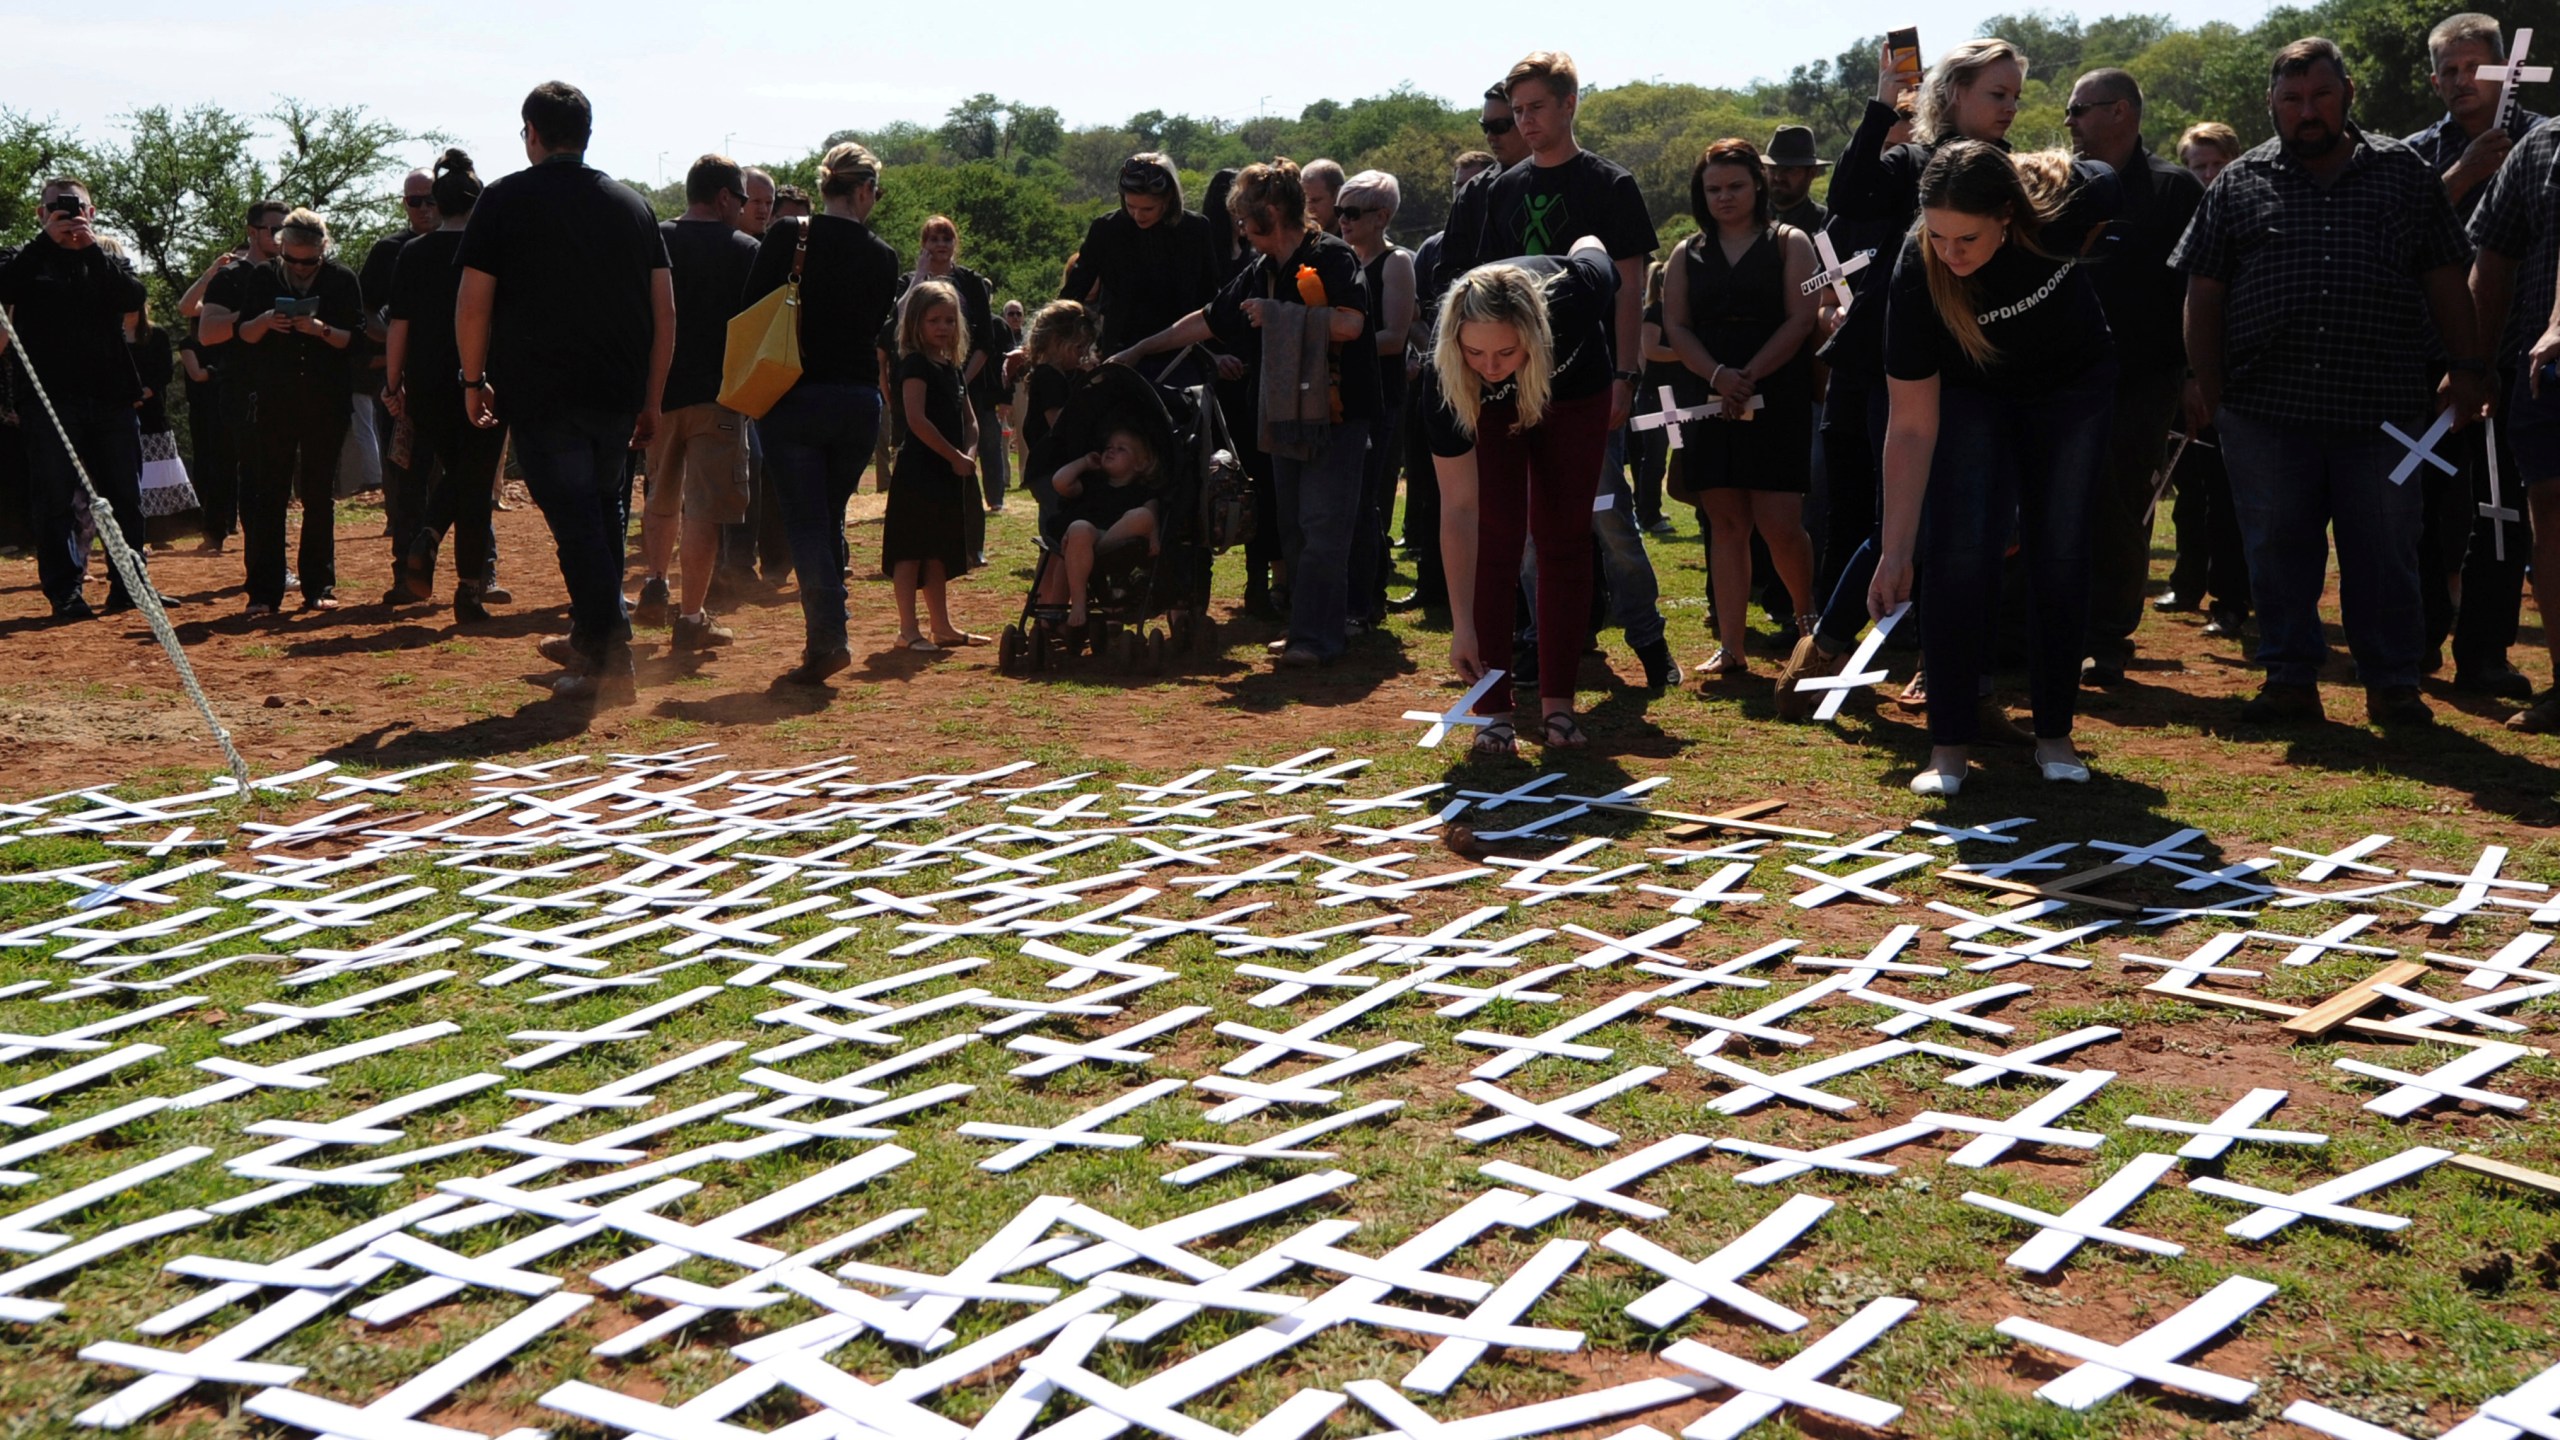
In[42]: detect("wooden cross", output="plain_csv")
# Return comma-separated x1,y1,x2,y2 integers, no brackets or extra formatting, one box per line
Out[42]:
2125,1087,2326,1160
2382,407,2458,485
2480,27,2550,135
1666,1299,1914,1439
1602,1193,1832,1332
1999,1276,2275,1410
2189,1145,2450,1238
1966,1151,2183,1274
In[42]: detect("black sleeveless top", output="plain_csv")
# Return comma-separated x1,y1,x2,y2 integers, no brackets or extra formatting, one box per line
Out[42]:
1361,247,1409,412
1671,225,1814,493
1679,226,1805,392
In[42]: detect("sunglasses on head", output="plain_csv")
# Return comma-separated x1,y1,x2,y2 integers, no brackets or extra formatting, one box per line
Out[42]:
1119,160,1174,195
1479,115,1516,136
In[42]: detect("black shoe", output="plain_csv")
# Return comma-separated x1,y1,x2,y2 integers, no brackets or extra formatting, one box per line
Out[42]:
537,635,592,673
2366,684,2434,726
52,597,96,622
2240,682,2323,724
671,612,737,651
2152,591,2198,613
2079,655,2126,687
2201,607,2248,638
2454,664,2535,699
100,590,173,615
1635,636,1681,689
554,650,637,705
780,646,852,685
1277,643,1328,669
1386,592,1430,614
1242,587,1282,622
478,580,513,605
454,585,492,625
632,575,671,625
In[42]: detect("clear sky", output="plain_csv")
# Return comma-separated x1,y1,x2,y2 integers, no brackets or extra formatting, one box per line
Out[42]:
20,0,2255,184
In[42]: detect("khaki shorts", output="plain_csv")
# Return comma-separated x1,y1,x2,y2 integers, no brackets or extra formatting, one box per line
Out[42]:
643,402,750,525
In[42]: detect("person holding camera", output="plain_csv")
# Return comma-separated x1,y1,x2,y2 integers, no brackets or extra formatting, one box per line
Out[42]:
231,207,365,616
0,177,153,621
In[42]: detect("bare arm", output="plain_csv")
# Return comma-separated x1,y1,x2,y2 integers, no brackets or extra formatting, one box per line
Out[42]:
1611,253,1643,425
1868,373,1940,619
2181,275,2227,432
639,267,677,438
457,266,498,426
383,318,410,415
1109,308,1214,366
1373,250,1414,358
1434,449,1483,679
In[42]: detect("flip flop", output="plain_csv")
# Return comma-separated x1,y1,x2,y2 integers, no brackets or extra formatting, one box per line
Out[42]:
903,636,945,653
933,631,991,647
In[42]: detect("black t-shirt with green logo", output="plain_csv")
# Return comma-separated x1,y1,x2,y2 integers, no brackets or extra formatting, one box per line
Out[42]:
1482,151,1656,264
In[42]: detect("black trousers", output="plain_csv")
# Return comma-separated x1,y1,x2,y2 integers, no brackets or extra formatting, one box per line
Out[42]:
2164,424,2249,614
2421,402,2531,673
1400,383,1445,606
245,387,348,606
407,393,504,591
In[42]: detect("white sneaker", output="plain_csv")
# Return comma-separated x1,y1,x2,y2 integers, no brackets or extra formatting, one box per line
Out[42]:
1909,767,1966,797
2038,759,2092,783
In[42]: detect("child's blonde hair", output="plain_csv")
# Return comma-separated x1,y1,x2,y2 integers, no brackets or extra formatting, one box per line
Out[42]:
898,279,967,364
1105,426,1159,485
1026,299,1097,368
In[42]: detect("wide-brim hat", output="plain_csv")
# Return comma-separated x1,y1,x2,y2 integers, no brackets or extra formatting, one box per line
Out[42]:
1764,125,1831,169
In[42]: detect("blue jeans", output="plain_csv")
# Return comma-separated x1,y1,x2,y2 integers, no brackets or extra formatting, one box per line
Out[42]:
1522,431,1667,650
2214,405,2428,690
27,399,144,610
1274,425,1369,658
513,406,636,662
758,381,883,653
1919,364,2116,745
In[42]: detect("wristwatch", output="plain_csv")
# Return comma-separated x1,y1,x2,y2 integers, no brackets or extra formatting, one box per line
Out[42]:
458,372,490,390
1613,369,1641,384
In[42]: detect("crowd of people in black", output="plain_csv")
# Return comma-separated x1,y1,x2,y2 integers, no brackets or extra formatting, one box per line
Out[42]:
3,23,2557,791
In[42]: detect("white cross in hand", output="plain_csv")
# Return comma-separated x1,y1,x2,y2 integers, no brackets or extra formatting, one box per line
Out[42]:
1801,229,1871,307
2381,408,2457,486
2481,29,2550,134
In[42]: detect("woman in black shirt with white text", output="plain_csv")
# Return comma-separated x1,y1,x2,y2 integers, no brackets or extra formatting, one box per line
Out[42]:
1870,143,2119,796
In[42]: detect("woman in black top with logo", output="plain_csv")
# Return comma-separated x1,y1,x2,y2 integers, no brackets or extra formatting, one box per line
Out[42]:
743,142,902,685
386,148,503,623
1871,143,2120,797
1662,138,1820,681
1780,37,2028,716
231,207,365,614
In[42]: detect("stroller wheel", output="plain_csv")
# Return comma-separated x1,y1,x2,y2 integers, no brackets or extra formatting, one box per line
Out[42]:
1025,619,1051,673
1144,627,1167,675
1167,612,1193,654
1194,616,1220,656
998,624,1024,676
1108,629,1136,673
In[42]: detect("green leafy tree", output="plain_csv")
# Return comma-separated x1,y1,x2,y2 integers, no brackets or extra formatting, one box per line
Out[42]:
84,103,260,283
939,94,1005,162
0,109,80,247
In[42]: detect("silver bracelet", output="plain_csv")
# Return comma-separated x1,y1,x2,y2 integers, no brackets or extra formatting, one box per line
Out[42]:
1710,363,1727,386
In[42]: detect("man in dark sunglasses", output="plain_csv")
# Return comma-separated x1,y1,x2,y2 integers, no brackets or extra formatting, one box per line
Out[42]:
0,176,155,621
358,169,443,590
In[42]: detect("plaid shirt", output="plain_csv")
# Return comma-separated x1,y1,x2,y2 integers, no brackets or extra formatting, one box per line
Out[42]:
2171,126,2472,426
2405,108,2546,222
2469,116,2560,365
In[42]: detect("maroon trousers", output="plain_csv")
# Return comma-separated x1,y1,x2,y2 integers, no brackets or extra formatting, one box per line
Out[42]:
1469,386,1612,714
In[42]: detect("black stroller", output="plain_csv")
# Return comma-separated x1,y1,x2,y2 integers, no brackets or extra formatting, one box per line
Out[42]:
998,362,1225,676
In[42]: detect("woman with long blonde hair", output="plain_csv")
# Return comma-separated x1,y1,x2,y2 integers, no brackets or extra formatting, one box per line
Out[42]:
1422,235,1619,755
1868,141,2120,796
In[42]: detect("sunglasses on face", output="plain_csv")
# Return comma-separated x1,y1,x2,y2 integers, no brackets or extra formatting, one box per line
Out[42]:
1334,205,1371,223
283,255,322,269
248,223,278,233
2064,99,2119,118
1479,115,1516,136
402,195,433,208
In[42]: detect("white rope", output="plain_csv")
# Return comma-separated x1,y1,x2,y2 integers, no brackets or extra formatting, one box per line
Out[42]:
0,303,249,786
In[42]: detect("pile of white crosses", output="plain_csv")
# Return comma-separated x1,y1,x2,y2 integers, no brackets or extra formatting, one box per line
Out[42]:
0,741,2551,1440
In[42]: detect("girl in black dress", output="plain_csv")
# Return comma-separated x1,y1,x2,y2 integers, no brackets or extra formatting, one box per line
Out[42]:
884,281,983,652
1020,300,1096,457
1662,138,1820,679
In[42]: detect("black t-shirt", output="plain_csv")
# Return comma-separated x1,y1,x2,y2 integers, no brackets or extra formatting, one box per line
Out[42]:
1884,237,2114,394
1205,231,1378,422
0,236,147,406
388,229,468,400
1363,247,1411,413
660,218,762,411
1481,151,1657,264
180,331,220,406
1884,159,2121,394
454,155,670,418
226,257,367,397
1422,249,1618,455
353,229,413,392
1024,363,1073,455
744,214,899,389
1432,164,1504,299
131,325,173,432
1059,208,1224,358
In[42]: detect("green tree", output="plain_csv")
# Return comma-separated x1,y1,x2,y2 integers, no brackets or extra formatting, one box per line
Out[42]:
0,109,80,247
262,98,427,246
870,159,1097,306
84,103,260,283
939,94,1005,162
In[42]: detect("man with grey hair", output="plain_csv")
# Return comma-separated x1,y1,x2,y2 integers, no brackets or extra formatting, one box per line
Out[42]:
2409,13,2541,218
2071,66,2206,685
1302,158,1346,233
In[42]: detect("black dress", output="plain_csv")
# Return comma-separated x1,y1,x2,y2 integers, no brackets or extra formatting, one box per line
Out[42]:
883,352,973,575
1675,226,1813,494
